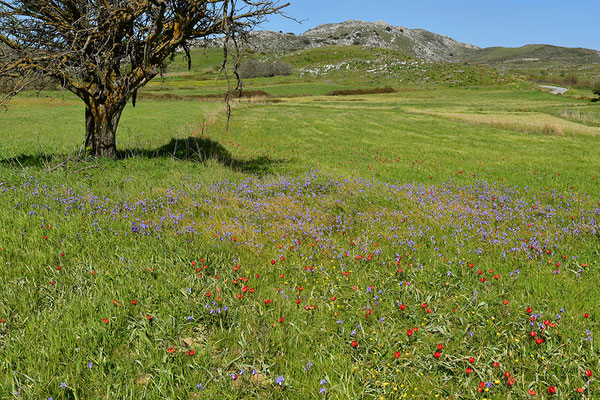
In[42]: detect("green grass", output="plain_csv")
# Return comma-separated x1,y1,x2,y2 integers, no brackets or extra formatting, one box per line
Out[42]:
278,45,413,67
1,74,600,399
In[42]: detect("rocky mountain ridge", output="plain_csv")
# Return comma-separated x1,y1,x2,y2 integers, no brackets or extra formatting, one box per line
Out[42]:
245,20,479,62
228,20,600,64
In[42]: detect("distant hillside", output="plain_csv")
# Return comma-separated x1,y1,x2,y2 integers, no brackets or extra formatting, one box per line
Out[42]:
230,20,479,62
222,20,600,65
466,44,600,65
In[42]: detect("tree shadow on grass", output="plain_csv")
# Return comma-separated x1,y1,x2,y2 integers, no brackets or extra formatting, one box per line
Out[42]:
0,137,286,176
118,136,285,175
0,153,55,169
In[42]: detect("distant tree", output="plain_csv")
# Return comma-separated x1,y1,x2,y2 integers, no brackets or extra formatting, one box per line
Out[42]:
238,59,293,78
0,1,288,157
594,84,600,98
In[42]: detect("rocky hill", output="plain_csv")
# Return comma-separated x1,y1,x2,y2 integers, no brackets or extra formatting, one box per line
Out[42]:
228,20,600,65
242,20,479,62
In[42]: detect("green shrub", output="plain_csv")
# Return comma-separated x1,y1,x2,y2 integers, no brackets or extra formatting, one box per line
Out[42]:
328,87,396,96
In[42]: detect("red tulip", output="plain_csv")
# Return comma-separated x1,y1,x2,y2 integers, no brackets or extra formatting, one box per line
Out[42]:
548,385,556,394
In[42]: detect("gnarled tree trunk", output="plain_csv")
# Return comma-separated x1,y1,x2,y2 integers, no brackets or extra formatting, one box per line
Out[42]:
84,101,126,158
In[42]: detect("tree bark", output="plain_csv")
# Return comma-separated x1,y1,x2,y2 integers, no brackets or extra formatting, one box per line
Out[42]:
85,102,125,158
84,107,94,151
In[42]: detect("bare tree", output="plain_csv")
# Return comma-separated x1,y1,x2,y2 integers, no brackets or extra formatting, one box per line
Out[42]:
0,1,288,157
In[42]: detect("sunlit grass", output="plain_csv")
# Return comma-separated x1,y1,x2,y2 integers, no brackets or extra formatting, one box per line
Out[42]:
0,84,599,399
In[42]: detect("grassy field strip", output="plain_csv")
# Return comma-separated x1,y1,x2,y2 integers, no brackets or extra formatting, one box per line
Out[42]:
404,107,600,136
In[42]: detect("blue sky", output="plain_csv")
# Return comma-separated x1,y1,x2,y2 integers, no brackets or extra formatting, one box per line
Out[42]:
260,0,600,50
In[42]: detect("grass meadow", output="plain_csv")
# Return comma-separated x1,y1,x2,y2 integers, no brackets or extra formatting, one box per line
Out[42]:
1,68,600,399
